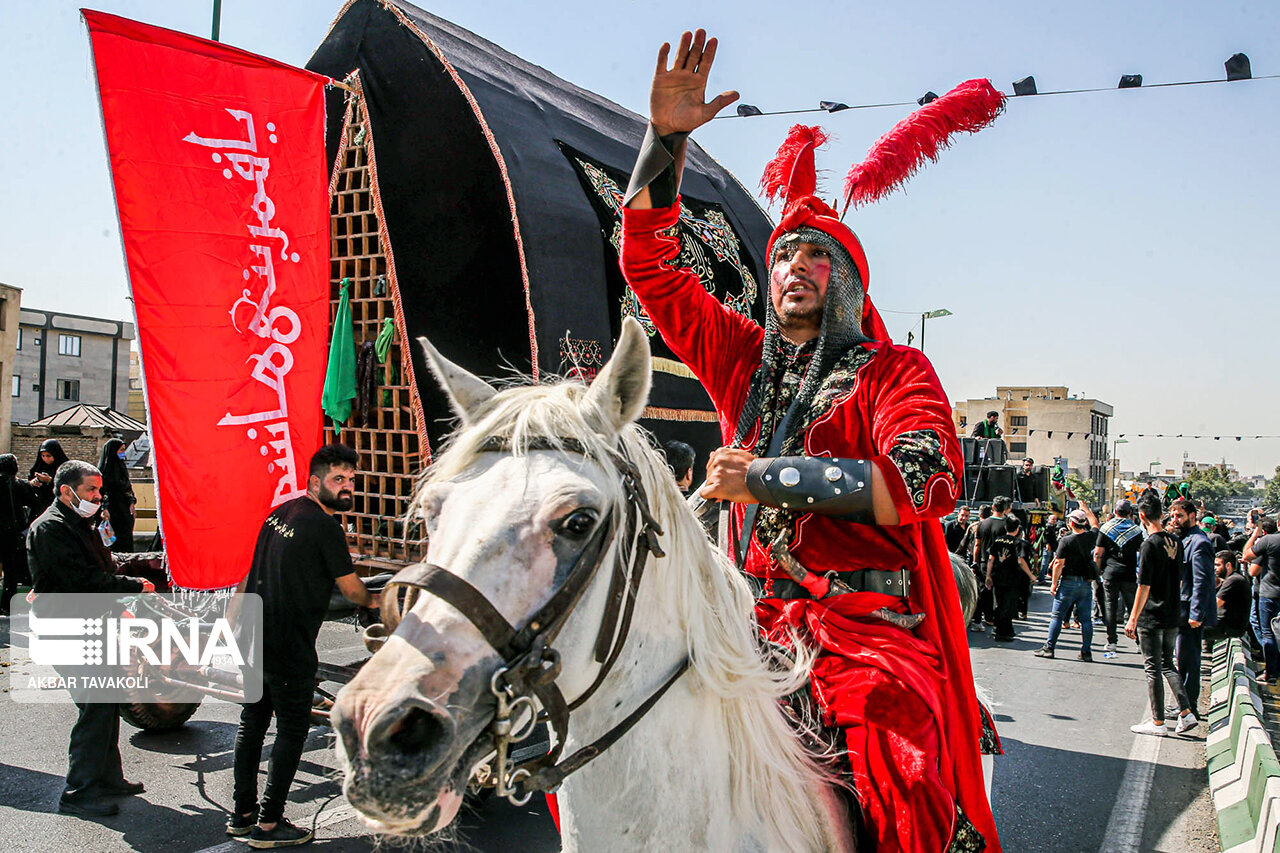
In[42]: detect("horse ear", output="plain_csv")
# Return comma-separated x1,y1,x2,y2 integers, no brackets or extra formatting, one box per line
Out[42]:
416,336,497,424
582,316,652,434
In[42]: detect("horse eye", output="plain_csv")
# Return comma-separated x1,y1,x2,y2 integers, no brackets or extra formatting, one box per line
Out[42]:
557,510,596,539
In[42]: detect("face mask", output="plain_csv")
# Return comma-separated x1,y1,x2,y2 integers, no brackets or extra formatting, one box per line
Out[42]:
63,488,100,518
72,498,101,518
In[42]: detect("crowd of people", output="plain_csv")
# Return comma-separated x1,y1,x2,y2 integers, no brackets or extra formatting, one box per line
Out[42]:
946,486,1274,738
7,439,377,848
0,439,138,615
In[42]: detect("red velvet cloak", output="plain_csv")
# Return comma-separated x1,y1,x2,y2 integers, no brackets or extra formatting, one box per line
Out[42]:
619,201,1000,853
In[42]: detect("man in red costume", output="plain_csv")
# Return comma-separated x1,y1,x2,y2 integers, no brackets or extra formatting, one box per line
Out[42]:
620,30,1001,853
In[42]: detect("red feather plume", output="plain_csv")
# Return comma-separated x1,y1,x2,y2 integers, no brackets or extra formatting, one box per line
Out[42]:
760,125,830,207
842,79,1005,212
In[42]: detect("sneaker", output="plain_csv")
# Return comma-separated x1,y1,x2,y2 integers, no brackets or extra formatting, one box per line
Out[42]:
1104,642,1117,653
1131,719,1168,737
968,621,985,633
1077,651,1093,662
227,810,259,837
992,633,1015,642
1174,713,1200,734
247,818,313,849
1070,620,1082,630
1034,646,1055,659
57,793,120,817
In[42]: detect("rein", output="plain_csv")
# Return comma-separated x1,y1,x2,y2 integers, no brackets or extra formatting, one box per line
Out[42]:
376,436,685,803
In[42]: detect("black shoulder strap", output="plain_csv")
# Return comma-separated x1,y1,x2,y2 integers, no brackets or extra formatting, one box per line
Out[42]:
734,397,804,568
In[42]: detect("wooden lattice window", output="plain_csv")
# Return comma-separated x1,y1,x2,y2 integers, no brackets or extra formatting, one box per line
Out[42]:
324,96,429,571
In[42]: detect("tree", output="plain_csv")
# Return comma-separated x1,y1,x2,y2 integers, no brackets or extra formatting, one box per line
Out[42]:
1265,465,1280,512
1066,474,1097,506
1185,464,1254,514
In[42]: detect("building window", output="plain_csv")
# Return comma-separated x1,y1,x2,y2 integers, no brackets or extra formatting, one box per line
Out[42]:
1010,441,1027,453
15,328,20,351
1010,416,1027,427
10,375,17,398
58,334,82,357
56,379,80,401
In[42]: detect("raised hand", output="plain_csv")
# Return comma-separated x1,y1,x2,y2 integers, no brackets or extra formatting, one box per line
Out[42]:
650,29,739,135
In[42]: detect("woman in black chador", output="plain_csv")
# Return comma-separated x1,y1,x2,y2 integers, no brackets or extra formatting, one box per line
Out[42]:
97,438,136,553
0,454,35,614
26,438,68,521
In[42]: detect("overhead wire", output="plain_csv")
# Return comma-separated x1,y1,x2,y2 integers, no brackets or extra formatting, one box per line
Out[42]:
713,72,1280,120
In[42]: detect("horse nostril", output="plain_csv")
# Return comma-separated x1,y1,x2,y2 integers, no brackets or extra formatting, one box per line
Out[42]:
387,706,446,758
364,700,454,779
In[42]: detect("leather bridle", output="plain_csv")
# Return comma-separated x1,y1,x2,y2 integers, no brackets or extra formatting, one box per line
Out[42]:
376,436,687,803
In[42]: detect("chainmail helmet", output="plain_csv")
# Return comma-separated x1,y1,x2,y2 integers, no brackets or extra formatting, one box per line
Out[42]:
730,195,888,449
741,84,1007,450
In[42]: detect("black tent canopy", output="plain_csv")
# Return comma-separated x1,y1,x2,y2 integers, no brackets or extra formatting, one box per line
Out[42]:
307,0,773,460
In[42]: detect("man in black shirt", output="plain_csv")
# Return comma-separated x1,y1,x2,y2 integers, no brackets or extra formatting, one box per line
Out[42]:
1206,550,1251,643
970,410,1003,439
944,505,971,554
1126,491,1196,735
1094,499,1142,655
28,460,155,818
985,515,1036,641
231,444,378,847
1244,516,1280,684
1034,504,1098,661
972,496,1011,631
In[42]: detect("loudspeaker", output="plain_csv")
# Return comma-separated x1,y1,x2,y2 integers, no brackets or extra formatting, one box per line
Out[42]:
960,437,981,467
981,466,1016,502
964,469,982,501
977,438,1007,466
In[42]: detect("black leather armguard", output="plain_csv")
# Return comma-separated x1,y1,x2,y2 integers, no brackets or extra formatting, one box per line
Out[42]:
623,123,689,207
745,456,876,524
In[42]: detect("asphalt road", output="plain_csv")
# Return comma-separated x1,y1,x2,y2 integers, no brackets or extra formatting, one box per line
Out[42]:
0,587,1217,852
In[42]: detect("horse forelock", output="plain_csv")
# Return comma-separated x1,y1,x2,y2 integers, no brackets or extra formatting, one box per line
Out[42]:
408,375,837,852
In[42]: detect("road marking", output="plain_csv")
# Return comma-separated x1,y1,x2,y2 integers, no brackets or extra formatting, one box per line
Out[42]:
190,803,360,853
191,841,243,853
315,800,359,829
1098,731,1162,853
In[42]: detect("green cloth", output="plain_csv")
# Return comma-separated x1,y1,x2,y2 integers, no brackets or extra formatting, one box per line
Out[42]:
322,279,357,434
381,362,398,408
374,317,396,364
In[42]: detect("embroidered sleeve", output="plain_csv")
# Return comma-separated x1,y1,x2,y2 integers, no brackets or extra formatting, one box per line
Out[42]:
867,346,964,522
886,429,952,510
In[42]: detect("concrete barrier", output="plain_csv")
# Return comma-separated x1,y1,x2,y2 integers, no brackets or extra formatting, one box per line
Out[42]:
1208,639,1280,853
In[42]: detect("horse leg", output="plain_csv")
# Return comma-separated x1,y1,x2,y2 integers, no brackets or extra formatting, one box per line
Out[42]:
815,780,860,853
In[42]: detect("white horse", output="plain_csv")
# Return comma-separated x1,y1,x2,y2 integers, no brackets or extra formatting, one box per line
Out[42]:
331,317,856,851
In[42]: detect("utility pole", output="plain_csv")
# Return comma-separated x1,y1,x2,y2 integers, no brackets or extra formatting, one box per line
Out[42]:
211,0,222,41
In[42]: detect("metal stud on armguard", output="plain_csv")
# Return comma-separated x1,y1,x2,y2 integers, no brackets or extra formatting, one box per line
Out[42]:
745,456,875,524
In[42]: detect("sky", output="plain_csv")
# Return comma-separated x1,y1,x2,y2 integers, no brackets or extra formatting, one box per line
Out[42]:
3,0,1278,479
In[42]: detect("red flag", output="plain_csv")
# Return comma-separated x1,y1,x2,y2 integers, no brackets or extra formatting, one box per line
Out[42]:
85,10,331,590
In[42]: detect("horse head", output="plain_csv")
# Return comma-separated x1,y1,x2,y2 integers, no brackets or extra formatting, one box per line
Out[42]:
330,317,658,835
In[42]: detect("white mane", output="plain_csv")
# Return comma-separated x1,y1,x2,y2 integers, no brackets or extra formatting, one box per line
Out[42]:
415,377,835,853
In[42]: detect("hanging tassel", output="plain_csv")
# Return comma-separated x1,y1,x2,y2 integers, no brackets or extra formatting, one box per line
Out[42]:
842,79,1005,213
760,125,830,207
